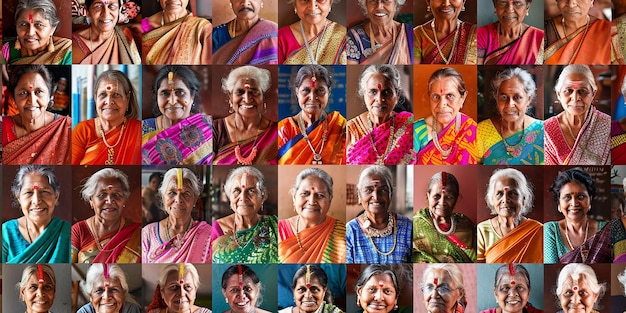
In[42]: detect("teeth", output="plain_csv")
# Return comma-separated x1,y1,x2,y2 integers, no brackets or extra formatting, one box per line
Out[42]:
241,105,255,109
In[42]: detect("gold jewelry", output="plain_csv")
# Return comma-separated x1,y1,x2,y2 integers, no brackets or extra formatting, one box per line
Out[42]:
300,20,328,64
90,217,125,250
430,19,461,64
500,117,525,157
565,220,589,262
295,215,308,252
431,114,461,158
297,112,327,164
360,212,397,255
165,218,193,249
98,117,127,165
367,113,395,165
228,19,237,38
368,22,397,53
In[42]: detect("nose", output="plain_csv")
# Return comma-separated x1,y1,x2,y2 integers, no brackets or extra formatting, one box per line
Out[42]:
169,90,176,104
437,196,445,207
304,289,313,298
102,287,111,299
371,190,379,201
27,24,35,35
35,285,43,297
572,291,581,304
443,0,450,6
105,194,115,203
31,189,41,204
374,288,384,300
307,192,317,204
310,0,317,10
567,0,577,7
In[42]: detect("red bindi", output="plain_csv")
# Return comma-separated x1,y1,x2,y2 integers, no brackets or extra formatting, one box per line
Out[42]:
377,83,382,91
433,278,438,285
510,281,516,285
306,283,311,288
29,85,33,90
244,83,250,89
504,187,509,192
33,185,39,190
28,13,33,23
573,286,578,291
241,173,248,190
107,185,113,190
378,281,384,288
103,0,108,4
311,187,315,191
37,264,44,284
508,263,515,276
106,85,112,91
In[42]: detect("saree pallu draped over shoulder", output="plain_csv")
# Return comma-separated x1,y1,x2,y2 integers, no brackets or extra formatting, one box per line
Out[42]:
477,22,544,65
413,21,477,64
213,118,278,165
142,221,212,263
213,19,278,64
211,215,278,263
278,111,346,164
2,217,71,263
485,219,544,263
142,13,212,64
278,216,346,263
345,23,413,64
415,113,478,165
2,115,72,164
72,118,142,165
560,221,612,263
278,21,347,64
72,219,142,263
1,37,72,64
412,209,476,263
73,26,141,64
545,18,612,64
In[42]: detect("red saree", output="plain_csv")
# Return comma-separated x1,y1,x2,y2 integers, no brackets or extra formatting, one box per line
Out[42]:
2,115,71,164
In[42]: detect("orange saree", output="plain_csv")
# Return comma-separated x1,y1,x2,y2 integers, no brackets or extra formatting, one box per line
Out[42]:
485,219,543,263
278,216,346,263
278,111,346,164
545,17,612,64
72,118,142,165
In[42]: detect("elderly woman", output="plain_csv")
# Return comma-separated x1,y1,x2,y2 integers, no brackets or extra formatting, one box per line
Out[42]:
477,168,543,263
415,67,478,164
413,172,476,263
142,167,212,263
480,264,543,313
141,0,212,64
544,168,611,264
146,263,211,313
2,165,70,263
477,0,543,64
278,65,346,164
212,166,278,263
419,264,467,313
544,65,610,165
413,0,476,64
554,264,606,313
72,168,141,263
277,0,346,64
77,264,142,313
355,264,400,313
1,0,72,64
72,0,141,63
18,264,57,313
279,265,343,313
477,67,544,165
221,265,271,313
611,75,626,164
346,65,415,164
72,70,142,165
345,0,412,64
3,65,71,164
278,168,345,263
346,165,411,263
212,0,278,64
142,66,213,165
214,66,278,165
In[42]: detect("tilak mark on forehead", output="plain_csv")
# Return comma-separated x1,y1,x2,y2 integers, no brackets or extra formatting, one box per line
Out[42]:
508,263,515,276
311,75,316,88
37,264,44,284
168,72,174,86
103,264,110,287
179,263,185,284
107,184,113,190
504,187,509,191
238,264,244,288
433,278,438,285
573,285,579,291
377,83,382,91
28,13,33,23
176,168,183,191
442,171,447,187
305,265,311,288
106,84,113,91
241,172,248,189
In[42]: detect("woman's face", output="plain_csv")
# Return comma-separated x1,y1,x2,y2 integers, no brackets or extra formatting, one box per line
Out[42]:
359,174,391,218
21,272,55,313
228,173,264,217
161,178,197,219
90,277,125,313
294,0,331,26
228,77,264,119
222,274,261,313
16,9,55,53
357,273,397,313
558,182,592,222
295,76,329,117
428,0,465,21
294,276,327,313
496,78,531,124
159,0,189,14
231,0,262,20
96,78,129,124
161,271,197,313
14,72,50,121
293,175,332,224
557,0,593,21
367,0,396,25
89,0,120,33
559,276,599,313
422,269,463,313
363,73,398,121
556,73,595,118
494,272,530,313
17,173,58,226
427,182,458,221
157,76,193,122
494,0,529,27
429,77,466,127
490,176,524,219
89,178,126,225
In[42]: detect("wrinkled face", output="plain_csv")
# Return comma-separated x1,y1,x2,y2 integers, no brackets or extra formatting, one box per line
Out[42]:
96,78,129,123
89,178,126,224
89,0,120,33
428,0,465,21
294,0,331,26
490,176,524,219
556,73,595,118
161,178,197,219
293,175,331,223
557,0,593,20
494,272,530,313
159,0,190,14
494,0,530,25
359,174,391,217
496,78,531,124
422,269,463,313
157,76,193,122
14,72,50,121
223,274,260,313
427,182,458,221
16,9,55,52
358,274,397,313
90,277,125,313
21,273,55,313
230,0,262,20
294,276,327,313
228,173,264,217
558,182,591,222
559,276,599,313
363,73,398,121
161,271,197,313
366,0,396,25
17,173,59,226
429,77,466,127
229,77,264,119
295,76,329,117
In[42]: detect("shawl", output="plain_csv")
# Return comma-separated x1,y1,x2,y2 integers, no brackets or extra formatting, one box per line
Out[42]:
2,115,71,165
278,111,346,165
211,215,278,264
612,218,626,262
142,114,213,165
72,26,141,64
412,208,476,263
481,219,544,263
477,118,544,165
545,17,612,64
413,20,477,64
278,21,347,64
544,109,611,165
72,118,142,165
477,22,544,65
142,13,212,64
2,217,71,263
345,22,413,64
611,120,626,164
142,220,212,263
278,216,345,263
213,118,278,165
77,301,142,313
346,214,412,263
346,111,416,165
71,219,141,263
415,113,478,165
559,221,612,264
213,19,278,64
1,37,72,64
613,15,626,64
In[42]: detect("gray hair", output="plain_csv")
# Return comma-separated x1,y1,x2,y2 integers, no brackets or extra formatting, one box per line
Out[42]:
291,65,335,91
356,0,406,17
485,168,534,216
358,65,403,100
159,168,203,201
618,268,626,296
420,264,465,290
17,264,56,300
555,264,606,310
11,165,60,209
292,168,334,199
80,168,131,202
554,65,598,94
221,66,271,95
15,0,60,29
224,166,268,201
494,264,531,289
428,67,467,96
94,70,139,120
357,165,394,196
85,264,130,298
491,67,537,104
158,263,200,289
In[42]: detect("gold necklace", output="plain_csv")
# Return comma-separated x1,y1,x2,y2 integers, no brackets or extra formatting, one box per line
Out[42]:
165,218,193,249
295,215,308,252
368,22,397,53
228,19,238,37
297,112,327,164
367,113,395,165
300,20,328,64
90,217,124,250
431,114,460,158
500,117,525,157
430,19,461,64
98,117,127,165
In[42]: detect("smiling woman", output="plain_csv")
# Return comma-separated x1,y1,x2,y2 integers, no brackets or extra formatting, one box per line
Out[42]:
279,265,344,313
146,263,211,313
77,264,142,313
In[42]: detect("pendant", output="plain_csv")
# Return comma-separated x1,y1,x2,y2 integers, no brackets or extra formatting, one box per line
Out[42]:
105,148,115,165
312,153,322,165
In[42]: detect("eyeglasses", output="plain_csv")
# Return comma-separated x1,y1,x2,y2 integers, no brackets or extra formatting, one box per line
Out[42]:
421,284,460,296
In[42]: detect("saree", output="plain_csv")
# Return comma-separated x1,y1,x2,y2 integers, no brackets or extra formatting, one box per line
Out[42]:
2,115,71,164
211,215,278,264
477,118,544,165
279,303,343,313
213,118,278,165
278,21,347,64
346,111,415,165
142,220,212,263
412,208,476,263
346,214,412,263
345,22,413,64
142,13,212,64
1,37,72,64
559,221,612,264
613,14,626,64
544,109,611,165
72,26,141,64
77,302,141,313
477,22,544,65
415,113,478,165
544,221,608,263
72,118,142,165
414,20,477,64
278,215,345,263
611,120,626,164
278,111,346,164
612,217,626,262
213,19,278,64
71,219,141,263
480,219,543,263
142,114,213,165
480,303,543,313
2,217,71,263
545,17,612,64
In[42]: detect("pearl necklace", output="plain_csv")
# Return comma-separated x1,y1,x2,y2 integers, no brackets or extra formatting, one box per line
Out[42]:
431,114,461,158
430,19,461,64
565,220,589,250
297,112,327,164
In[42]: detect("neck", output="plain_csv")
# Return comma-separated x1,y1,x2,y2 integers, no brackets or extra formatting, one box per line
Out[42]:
89,26,115,43
369,113,391,127
19,112,48,133
300,215,325,228
566,217,588,230
370,20,396,36
563,14,588,30
367,212,389,229
93,216,122,231
433,18,458,35
235,113,263,130
161,115,183,128
564,109,588,127
300,111,322,126
496,215,521,228
21,42,50,57
302,19,327,38
234,16,260,34
501,116,524,133
168,215,192,232
499,22,522,38
27,217,51,237
162,10,187,24
99,117,125,132
431,212,451,225
235,213,260,229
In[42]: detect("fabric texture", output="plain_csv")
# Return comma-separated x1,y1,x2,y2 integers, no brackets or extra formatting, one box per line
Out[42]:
142,220,212,263
612,218,626,262
477,218,544,263
544,220,611,264
72,118,142,165
278,215,346,263
2,217,71,263
1,37,72,64
213,19,278,64
142,13,212,64
72,26,141,64
211,215,278,263
346,214,412,263
2,115,71,164
278,21,347,64
611,120,626,164
71,218,141,263
412,208,476,263
415,113,478,164
477,22,544,65
413,20,477,64
477,118,544,165
345,22,413,64
544,18,612,64
213,118,278,165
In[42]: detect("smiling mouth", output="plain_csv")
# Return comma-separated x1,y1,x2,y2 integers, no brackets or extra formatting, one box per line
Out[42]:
240,104,256,109
234,300,251,308
373,12,388,17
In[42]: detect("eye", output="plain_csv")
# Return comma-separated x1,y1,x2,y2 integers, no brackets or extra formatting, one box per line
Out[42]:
175,90,186,97
243,286,253,292
299,87,311,95
431,94,441,100
513,95,523,101
368,89,378,96
94,288,105,295
445,93,455,100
